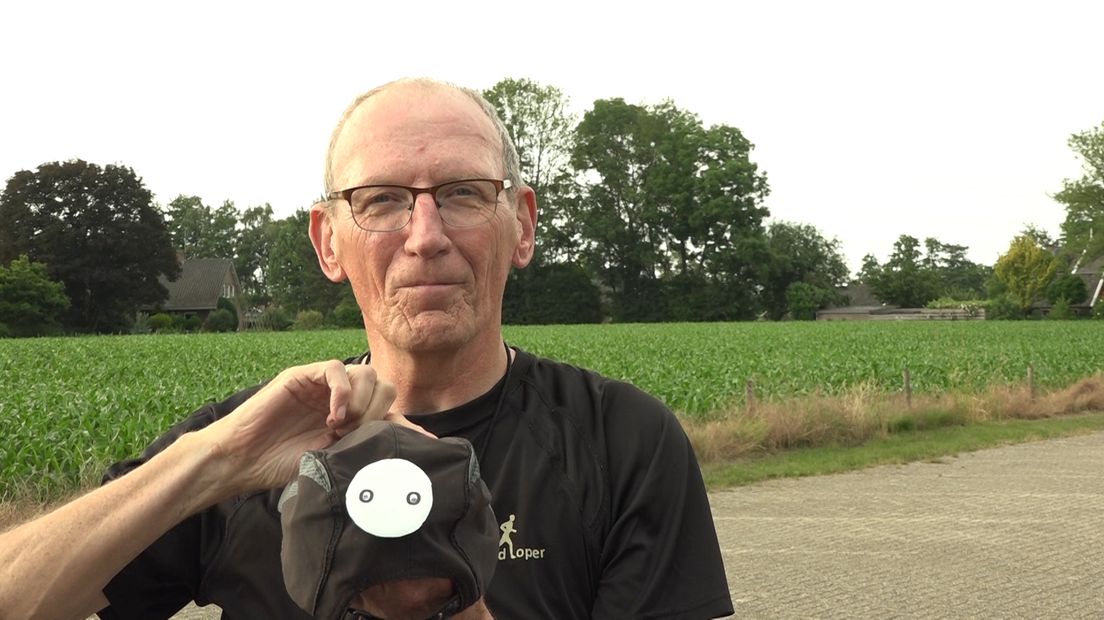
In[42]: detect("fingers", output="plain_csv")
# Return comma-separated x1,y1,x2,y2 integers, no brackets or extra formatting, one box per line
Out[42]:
340,364,433,439
284,360,423,440
361,375,396,422
323,360,352,426
331,366,400,438
345,364,382,420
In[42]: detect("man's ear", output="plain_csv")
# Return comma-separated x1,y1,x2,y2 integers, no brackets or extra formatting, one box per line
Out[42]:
309,202,348,283
511,186,538,269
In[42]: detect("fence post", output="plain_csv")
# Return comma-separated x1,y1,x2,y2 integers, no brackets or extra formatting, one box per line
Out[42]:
1028,364,1035,401
903,368,912,408
746,379,756,412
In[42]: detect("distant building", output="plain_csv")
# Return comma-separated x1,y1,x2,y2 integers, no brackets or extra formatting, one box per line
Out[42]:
816,282,983,321
1073,254,1104,309
156,258,244,329
1031,251,1103,317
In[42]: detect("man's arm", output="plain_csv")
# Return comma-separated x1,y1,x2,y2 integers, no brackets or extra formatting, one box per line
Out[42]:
592,383,734,619
0,361,398,620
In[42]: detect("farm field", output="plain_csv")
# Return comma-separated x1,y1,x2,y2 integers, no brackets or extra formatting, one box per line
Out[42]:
1,321,1102,499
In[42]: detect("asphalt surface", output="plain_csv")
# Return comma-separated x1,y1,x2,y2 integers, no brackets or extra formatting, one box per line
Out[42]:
162,431,1104,619
712,431,1104,618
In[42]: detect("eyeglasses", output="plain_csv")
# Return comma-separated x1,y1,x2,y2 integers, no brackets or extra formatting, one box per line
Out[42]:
328,178,512,232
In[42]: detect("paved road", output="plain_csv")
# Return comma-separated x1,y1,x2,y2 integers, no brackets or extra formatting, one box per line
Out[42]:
167,432,1104,619
712,431,1104,618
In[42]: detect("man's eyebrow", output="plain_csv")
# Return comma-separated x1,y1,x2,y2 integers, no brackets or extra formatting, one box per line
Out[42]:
348,174,505,187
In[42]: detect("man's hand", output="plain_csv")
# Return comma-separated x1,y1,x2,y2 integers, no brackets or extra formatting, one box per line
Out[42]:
199,360,424,495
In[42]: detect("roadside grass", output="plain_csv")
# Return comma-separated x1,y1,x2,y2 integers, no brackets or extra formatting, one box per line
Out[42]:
701,413,1104,489
686,373,1104,489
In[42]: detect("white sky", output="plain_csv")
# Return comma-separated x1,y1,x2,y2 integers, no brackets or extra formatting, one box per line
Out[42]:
2,0,1101,274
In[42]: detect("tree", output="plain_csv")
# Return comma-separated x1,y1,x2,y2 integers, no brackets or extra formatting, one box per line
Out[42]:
993,234,1058,313
860,235,941,308
1045,273,1088,305
483,77,578,263
921,238,991,300
502,262,602,325
265,208,353,315
760,222,848,320
164,195,239,260
236,203,274,300
1054,122,1104,261
484,78,591,323
0,160,179,332
163,197,274,302
786,281,836,321
0,255,71,337
571,98,769,321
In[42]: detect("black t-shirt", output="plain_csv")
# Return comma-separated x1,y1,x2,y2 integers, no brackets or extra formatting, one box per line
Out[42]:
99,348,733,619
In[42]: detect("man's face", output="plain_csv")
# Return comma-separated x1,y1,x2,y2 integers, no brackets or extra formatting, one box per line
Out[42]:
312,84,535,354
351,577,453,620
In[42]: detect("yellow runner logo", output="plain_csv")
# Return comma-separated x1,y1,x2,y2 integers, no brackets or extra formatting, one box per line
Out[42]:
498,514,545,561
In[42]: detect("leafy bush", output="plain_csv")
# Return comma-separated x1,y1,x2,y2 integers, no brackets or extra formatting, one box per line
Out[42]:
984,295,1022,320
1047,297,1074,320
147,313,174,332
204,309,237,332
131,312,151,334
1046,274,1088,305
333,300,364,328
786,282,833,321
0,255,71,337
256,306,293,331
173,314,202,333
217,297,240,322
293,310,325,331
502,262,603,325
1093,302,1104,320
0,323,10,339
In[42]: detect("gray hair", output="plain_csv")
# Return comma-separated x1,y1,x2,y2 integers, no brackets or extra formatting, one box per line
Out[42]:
323,77,522,197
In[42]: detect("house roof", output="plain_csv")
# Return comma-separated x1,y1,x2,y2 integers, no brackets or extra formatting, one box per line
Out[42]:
160,258,238,311
835,283,883,308
1073,254,1104,307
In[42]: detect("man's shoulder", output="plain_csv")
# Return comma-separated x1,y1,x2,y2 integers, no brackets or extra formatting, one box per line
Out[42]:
517,349,674,421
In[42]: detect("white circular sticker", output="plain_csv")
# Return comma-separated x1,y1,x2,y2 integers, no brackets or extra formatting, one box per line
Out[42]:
344,458,434,538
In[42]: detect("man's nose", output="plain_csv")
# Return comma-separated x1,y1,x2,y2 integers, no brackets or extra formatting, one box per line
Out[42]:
403,193,450,256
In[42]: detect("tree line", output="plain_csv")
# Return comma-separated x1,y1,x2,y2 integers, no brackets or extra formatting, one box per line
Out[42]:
1,79,1101,335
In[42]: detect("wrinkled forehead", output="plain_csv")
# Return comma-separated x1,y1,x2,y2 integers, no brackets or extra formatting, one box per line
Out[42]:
330,84,504,189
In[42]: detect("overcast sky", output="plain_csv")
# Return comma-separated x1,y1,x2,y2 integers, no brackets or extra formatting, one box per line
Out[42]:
2,0,1101,273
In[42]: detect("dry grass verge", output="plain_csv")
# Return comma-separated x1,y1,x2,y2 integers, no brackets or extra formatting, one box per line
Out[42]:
682,374,1104,464
0,489,86,533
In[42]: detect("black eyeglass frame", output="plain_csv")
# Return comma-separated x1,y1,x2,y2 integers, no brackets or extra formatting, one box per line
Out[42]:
327,178,513,232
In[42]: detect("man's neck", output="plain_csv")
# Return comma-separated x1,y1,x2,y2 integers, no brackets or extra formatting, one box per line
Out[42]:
366,334,509,415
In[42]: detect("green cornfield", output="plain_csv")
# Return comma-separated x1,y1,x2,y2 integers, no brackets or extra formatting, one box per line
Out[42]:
1,321,1102,498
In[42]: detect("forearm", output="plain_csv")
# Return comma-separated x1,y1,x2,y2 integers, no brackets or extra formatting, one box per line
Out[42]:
0,430,232,620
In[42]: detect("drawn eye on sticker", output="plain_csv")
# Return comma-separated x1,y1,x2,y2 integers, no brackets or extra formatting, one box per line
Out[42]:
345,459,433,538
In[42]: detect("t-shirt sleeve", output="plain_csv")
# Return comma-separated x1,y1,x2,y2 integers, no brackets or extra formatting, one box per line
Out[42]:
97,385,263,620
591,383,733,620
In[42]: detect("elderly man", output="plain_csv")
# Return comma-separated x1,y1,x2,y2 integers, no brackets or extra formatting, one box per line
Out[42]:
0,78,732,619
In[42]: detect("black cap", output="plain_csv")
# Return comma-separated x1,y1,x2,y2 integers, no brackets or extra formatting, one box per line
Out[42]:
278,421,497,619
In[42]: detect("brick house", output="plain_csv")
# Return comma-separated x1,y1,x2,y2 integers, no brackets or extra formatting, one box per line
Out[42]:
157,258,245,329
